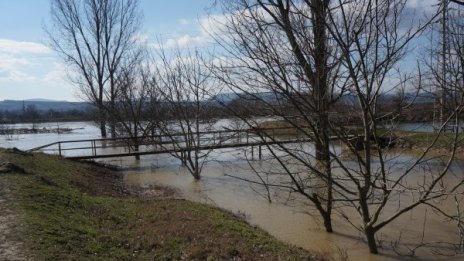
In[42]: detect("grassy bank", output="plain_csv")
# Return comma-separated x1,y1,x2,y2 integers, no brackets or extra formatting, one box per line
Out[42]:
258,120,464,153
0,149,315,260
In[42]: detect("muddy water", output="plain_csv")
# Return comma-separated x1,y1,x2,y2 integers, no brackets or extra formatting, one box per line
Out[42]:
124,148,464,260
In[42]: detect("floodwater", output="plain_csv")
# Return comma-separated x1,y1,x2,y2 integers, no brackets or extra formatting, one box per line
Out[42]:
2,121,464,260
0,121,100,150
0,120,445,151
124,148,464,261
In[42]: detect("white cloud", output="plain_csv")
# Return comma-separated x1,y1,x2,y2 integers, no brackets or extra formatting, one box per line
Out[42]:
0,39,51,54
0,54,31,66
178,18,191,25
0,39,50,83
198,14,228,36
43,67,67,83
153,13,229,50
0,38,75,100
132,33,149,43
0,39,54,82
0,65,35,82
162,34,211,49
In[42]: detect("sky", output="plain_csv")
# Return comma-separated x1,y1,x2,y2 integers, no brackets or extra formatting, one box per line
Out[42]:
0,0,446,102
0,0,216,101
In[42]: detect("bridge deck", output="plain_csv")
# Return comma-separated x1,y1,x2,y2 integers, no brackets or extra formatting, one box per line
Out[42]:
29,127,348,160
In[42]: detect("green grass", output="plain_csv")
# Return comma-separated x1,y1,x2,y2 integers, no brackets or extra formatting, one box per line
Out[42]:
1,150,314,260
259,120,464,147
403,131,464,147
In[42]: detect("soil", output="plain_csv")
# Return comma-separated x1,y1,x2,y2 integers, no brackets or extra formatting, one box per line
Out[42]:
68,159,177,198
0,162,25,174
0,178,26,261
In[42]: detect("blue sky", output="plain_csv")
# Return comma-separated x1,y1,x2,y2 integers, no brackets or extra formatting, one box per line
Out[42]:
0,0,442,102
0,0,216,101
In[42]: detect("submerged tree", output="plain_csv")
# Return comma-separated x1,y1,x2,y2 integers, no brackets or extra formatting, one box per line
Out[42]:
151,48,217,180
46,0,142,137
106,54,158,160
211,0,344,233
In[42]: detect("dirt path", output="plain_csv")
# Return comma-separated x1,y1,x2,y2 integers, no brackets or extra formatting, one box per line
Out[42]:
0,177,26,261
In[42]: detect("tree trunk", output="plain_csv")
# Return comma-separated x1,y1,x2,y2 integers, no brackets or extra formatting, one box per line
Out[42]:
193,169,200,180
110,123,116,138
313,0,333,234
322,211,333,233
134,145,140,160
134,125,140,160
110,99,116,138
312,159,333,233
365,226,378,254
98,100,107,138
100,119,107,138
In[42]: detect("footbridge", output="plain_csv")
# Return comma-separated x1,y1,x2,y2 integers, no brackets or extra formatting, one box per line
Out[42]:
28,127,344,160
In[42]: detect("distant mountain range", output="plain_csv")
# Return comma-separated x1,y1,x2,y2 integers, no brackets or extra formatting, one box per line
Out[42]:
0,99,92,112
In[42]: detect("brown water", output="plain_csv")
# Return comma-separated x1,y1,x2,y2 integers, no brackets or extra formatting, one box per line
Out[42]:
123,148,464,261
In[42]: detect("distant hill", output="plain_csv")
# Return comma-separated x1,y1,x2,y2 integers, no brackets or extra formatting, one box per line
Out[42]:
24,98,67,102
212,91,436,106
339,92,436,105
0,100,92,112
210,92,284,105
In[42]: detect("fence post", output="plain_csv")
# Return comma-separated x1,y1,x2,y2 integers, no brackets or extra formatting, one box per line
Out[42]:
58,142,62,157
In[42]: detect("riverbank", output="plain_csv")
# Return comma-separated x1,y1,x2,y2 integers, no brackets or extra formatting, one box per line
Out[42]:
0,127,74,135
0,148,318,260
258,120,464,160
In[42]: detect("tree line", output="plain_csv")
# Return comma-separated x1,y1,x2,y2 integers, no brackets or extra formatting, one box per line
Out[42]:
0,105,94,123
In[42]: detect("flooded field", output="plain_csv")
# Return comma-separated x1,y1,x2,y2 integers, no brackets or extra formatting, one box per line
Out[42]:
0,121,100,150
2,121,464,260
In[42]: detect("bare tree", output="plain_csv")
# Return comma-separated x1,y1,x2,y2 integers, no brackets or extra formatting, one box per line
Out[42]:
105,52,158,160
446,1,464,112
151,48,217,180
211,0,345,232
211,0,464,255
324,0,464,254
46,0,142,137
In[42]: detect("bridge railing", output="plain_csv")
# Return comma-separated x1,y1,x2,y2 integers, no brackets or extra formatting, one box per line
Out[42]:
29,127,307,158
